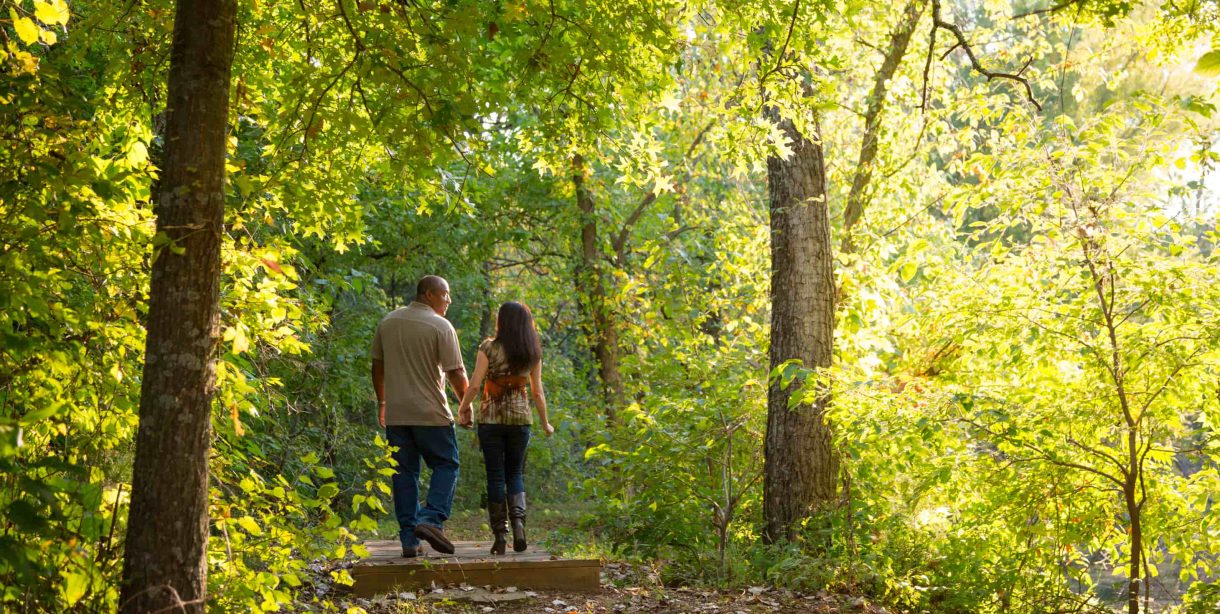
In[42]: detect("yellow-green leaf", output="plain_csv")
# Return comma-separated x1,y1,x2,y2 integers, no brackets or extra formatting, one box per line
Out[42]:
14,16,40,45
34,0,70,25
899,261,918,283
1195,50,1220,78
237,516,262,535
127,141,148,167
230,325,249,354
317,483,339,500
61,571,89,606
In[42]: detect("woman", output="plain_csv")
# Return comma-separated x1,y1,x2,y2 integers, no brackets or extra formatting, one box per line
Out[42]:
457,301,554,554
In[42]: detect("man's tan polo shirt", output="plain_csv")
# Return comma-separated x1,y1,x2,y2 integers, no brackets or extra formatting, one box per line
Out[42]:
371,302,465,426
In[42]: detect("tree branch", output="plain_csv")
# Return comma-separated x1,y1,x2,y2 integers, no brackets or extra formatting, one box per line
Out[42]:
958,412,1126,487
930,0,1042,111
759,0,801,86
920,12,937,111
610,119,715,264
1066,436,1129,480
336,0,366,51
841,0,924,253
1014,0,1088,19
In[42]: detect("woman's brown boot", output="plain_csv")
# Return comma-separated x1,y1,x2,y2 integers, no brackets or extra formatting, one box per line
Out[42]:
508,492,527,552
488,500,508,555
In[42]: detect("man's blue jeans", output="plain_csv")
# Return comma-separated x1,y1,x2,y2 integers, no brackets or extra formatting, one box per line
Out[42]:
385,425,459,549
477,424,531,502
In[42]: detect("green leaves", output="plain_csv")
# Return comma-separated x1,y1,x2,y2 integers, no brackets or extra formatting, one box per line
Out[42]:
1,0,1217,610
5,0,70,54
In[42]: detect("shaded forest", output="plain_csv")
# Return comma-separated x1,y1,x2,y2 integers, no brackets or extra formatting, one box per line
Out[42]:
2,0,1219,612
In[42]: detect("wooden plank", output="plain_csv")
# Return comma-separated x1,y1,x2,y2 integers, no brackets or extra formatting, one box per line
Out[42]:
351,540,601,597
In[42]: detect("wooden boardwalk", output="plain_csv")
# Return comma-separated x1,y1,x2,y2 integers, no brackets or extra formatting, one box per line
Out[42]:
350,540,601,597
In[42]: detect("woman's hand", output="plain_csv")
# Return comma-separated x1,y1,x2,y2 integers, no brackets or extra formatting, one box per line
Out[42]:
457,404,474,429
541,422,554,437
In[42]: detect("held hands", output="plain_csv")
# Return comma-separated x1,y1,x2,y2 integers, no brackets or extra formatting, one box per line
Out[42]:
457,404,474,429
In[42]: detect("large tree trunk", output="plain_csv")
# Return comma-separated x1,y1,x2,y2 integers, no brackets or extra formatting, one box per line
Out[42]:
762,111,838,544
572,155,624,420
119,0,236,611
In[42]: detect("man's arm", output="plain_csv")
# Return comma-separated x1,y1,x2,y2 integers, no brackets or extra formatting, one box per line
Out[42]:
446,367,469,410
372,359,386,427
437,325,467,417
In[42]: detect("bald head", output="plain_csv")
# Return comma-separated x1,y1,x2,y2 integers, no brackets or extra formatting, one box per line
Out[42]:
415,275,452,316
416,275,447,299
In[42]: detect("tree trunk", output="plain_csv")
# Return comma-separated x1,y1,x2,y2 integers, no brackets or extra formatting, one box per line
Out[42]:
480,259,495,338
572,154,624,420
1126,488,1142,614
762,110,838,544
119,0,236,611
1125,420,1143,614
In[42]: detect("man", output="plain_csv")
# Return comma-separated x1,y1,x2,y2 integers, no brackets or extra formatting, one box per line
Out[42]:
371,275,469,557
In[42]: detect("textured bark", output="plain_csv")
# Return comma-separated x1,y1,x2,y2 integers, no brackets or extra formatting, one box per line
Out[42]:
480,259,495,338
119,0,236,611
1125,468,1142,614
572,155,624,420
762,111,838,544
842,0,924,253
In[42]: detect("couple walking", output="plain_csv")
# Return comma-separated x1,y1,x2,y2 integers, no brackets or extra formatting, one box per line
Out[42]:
370,275,554,557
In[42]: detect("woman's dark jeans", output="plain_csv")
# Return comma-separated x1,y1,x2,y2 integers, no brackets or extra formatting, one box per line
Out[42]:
477,423,531,502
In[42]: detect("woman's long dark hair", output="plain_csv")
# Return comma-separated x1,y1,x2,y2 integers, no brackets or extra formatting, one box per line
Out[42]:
494,301,542,373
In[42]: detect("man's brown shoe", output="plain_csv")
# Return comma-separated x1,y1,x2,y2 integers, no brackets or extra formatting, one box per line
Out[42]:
401,545,424,558
413,524,455,554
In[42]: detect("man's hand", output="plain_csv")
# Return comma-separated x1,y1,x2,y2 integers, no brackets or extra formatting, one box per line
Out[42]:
378,401,386,428
457,405,474,429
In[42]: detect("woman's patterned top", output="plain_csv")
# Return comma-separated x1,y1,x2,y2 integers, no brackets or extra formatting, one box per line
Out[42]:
477,338,532,425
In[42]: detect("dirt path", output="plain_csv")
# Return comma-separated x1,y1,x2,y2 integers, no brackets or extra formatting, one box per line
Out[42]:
329,562,889,613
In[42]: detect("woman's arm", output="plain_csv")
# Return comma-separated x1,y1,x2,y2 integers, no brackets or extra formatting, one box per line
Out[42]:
372,359,386,427
529,359,553,436
457,350,488,428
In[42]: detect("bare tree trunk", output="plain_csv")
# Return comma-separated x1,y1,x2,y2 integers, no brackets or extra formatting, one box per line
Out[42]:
762,110,838,544
1080,218,1145,614
572,154,624,420
119,0,236,610
1125,477,1142,614
842,0,924,253
480,259,495,338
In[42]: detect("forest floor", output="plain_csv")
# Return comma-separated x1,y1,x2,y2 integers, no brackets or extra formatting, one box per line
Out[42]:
333,572,890,613
316,505,890,613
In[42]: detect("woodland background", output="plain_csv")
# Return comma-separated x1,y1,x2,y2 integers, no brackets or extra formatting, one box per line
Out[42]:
2,0,1220,612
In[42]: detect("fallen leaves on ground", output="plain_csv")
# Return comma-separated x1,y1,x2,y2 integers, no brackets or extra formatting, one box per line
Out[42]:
316,561,890,613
